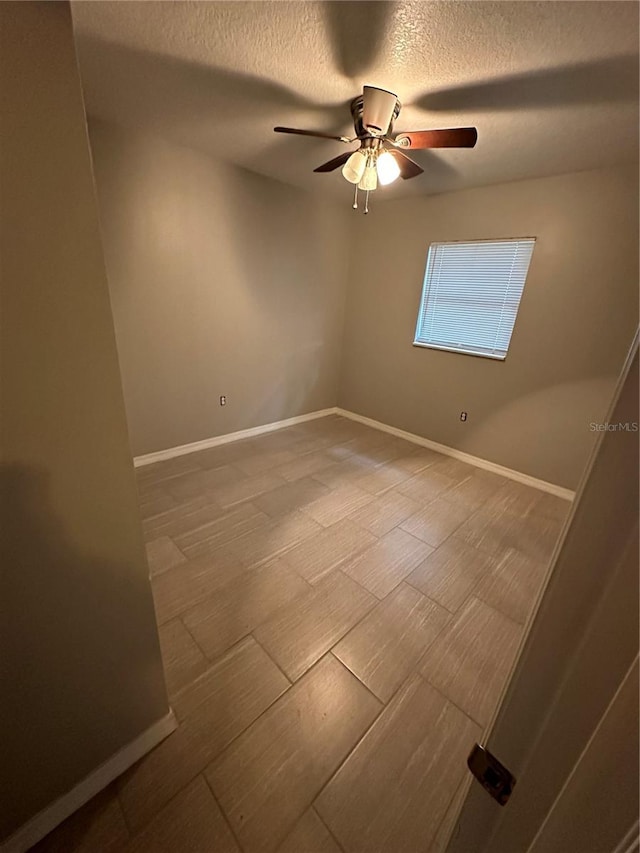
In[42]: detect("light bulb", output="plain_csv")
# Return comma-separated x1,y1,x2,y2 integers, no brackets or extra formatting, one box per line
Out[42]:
358,157,378,191
341,151,367,184
376,150,401,185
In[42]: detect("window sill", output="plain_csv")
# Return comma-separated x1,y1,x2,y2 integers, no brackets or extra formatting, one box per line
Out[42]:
412,341,506,361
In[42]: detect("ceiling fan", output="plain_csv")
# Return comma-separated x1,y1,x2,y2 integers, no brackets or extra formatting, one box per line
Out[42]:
274,85,478,213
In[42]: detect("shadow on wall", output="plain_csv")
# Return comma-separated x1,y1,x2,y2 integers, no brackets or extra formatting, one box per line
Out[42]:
0,464,167,840
217,164,344,420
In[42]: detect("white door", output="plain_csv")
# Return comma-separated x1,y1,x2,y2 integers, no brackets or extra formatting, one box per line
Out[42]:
447,335,639,853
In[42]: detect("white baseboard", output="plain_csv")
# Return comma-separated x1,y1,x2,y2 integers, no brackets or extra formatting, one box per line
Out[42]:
1,711,177,853
133,408,339,467
336,408,575,501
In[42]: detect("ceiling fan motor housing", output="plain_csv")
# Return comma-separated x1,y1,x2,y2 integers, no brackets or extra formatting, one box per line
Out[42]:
354,86,401,137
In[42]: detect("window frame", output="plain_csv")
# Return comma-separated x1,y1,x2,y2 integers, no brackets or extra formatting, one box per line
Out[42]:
412,236,536,361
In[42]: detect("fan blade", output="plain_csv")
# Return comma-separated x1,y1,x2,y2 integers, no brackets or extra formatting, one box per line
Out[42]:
274,126,352,143
386,149,424,180
393,127,478,149
362,86,398,135
313,151,356,173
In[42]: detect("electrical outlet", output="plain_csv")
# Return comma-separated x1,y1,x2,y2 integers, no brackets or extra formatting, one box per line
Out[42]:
220,396,226,406
460,411,468,422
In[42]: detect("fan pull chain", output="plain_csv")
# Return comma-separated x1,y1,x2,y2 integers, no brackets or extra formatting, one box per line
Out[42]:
352,185,358,210
364,190,370,214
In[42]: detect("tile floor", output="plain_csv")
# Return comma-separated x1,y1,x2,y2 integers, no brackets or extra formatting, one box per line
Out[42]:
33,415,570,853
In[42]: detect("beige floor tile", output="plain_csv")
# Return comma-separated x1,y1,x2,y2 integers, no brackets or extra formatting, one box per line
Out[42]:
135,455,202,488
214,471,289,508
188,441,254,470
163,465,246,502
322,441,365,465
281,519,377,585
353,463,412,496
119,417,567,853
480,479,544,517
455,507,562,563
393,447,441,474
145,536,186,577
286,433,338,455
405,537,497,612
173,503,271,559
342,528,433,599
254,571,377,680
428,778,470,853
311,458,372,489
125,776,239,853
157,618,209,697
295,414,345,436
533,491,573,522
276,809,341,853
473,548,548,624
302,484,375,527
453,509,514,560
243,428,306,453
264,425,315,448
254,477,331,518
394,468,457,505
348,490,420,537
347,441,407,469
275,450,339,482
138,488,176,520
443,469,507,508
31,785,128,853
142,498,226,543
183,559,311,661
171,636,289,722
207,655,382,853
315,674,480,853
224,512,323,568
418,597,523,726
400,498,474,548
428,455,477,484
119,637,289,831
235,448,299,477
338,431,397,458
151,552,248,624
333,583,450,702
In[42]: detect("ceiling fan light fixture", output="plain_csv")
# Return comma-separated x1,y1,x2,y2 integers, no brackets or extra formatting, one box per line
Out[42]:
341,150,367,184
376,150,401,185
358,157,378,191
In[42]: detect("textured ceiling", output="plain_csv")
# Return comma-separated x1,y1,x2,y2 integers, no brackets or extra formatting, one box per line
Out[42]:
71,1,639,200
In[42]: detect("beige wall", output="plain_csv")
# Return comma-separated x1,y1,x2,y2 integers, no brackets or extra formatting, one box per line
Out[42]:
338,167,639,489
0,3,168,841
88,120,350,457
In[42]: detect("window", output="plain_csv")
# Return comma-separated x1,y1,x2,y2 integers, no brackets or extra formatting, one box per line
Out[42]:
414,238,535,360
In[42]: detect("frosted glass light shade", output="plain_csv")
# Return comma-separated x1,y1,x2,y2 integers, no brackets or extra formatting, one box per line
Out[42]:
358,162,378,191
342,151,367,184
376,150,401,185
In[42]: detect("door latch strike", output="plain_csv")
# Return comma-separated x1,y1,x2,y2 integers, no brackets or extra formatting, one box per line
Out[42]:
467,743,516,806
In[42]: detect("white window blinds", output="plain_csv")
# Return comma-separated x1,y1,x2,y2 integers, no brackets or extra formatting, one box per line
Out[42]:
414,238,535,360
